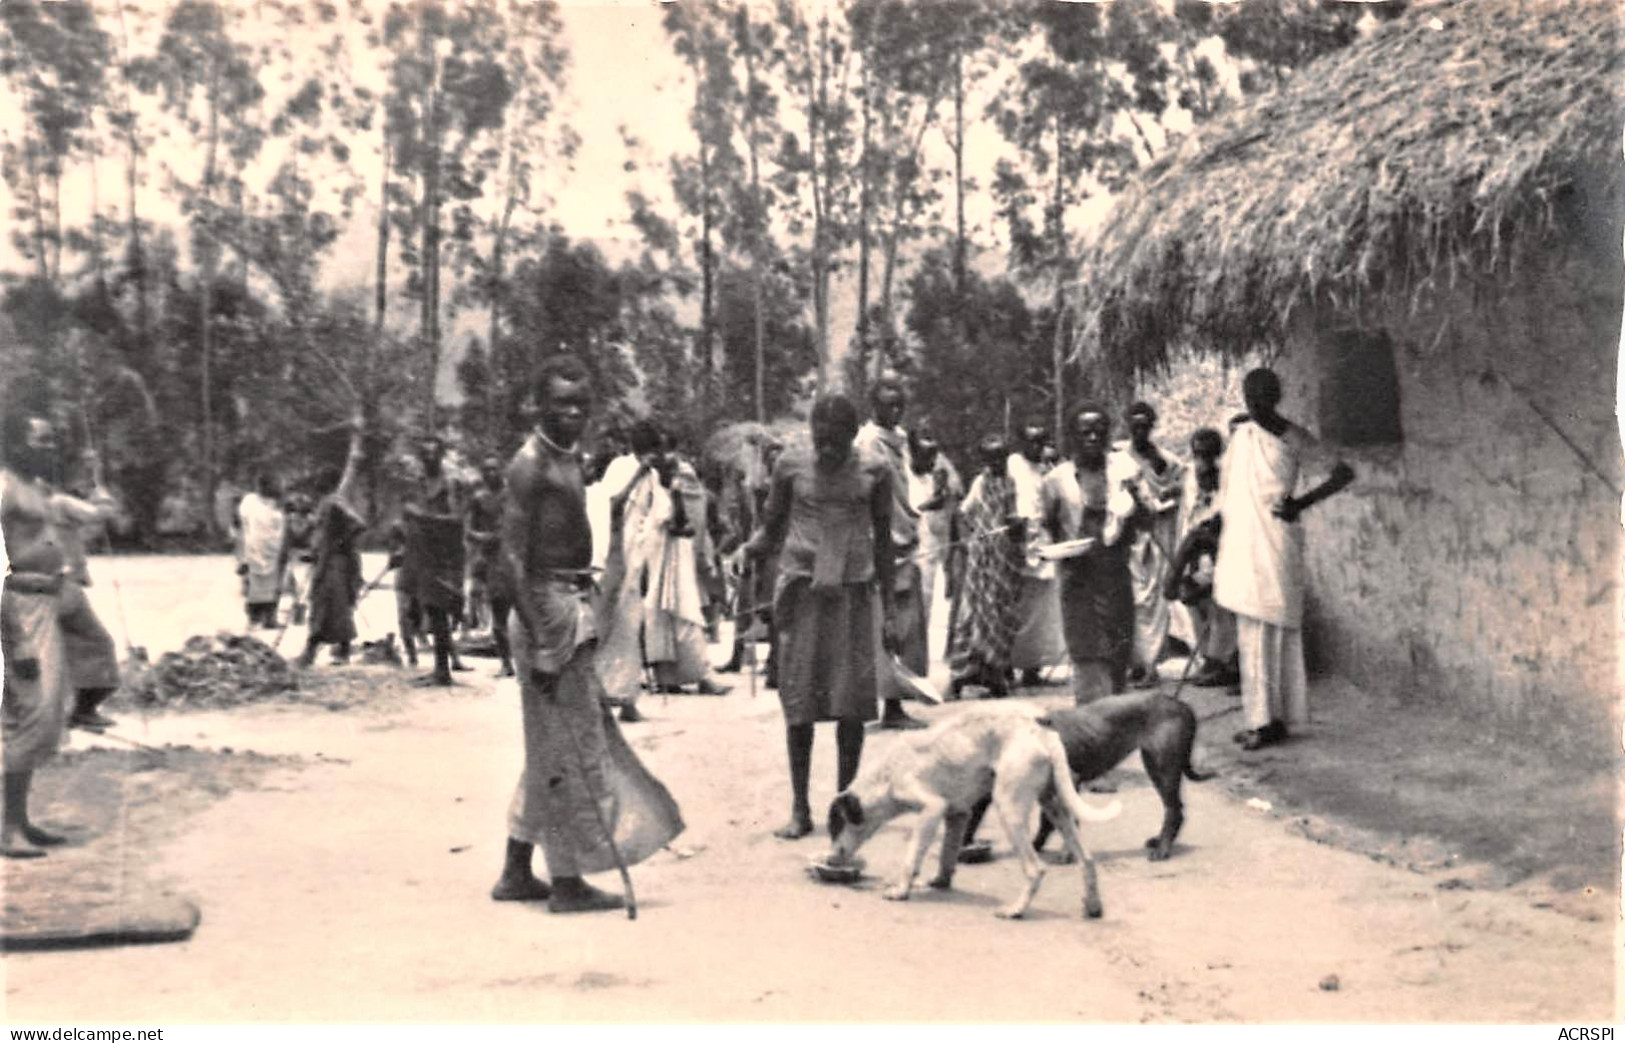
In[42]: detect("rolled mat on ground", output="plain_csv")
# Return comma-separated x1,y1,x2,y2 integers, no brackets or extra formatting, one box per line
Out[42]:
1,894,201,952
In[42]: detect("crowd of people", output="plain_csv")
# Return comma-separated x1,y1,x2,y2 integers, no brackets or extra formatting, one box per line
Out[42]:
1,362,1353,914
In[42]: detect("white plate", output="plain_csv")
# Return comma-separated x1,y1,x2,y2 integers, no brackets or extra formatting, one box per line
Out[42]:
1037,538,1097,561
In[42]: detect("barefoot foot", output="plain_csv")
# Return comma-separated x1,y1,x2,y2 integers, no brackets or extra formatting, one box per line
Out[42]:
548,878,625,914
21,824,66,847
773,812,813,840
491,874,554,902
1,831,45,859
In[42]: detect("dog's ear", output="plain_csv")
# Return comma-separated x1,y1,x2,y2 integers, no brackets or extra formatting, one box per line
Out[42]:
828,791,864,837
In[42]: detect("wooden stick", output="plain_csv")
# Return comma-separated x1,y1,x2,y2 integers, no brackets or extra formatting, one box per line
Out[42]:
560,703,638,921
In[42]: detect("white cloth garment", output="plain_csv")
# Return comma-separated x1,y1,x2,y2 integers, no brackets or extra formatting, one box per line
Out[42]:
1212,422,1315,628
235,493,286,603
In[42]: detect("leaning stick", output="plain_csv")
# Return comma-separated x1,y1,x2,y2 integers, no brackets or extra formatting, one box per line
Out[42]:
557,698,638,921
1165,611,1213,704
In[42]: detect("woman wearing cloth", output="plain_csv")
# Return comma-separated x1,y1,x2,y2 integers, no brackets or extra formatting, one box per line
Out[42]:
746,395,897,840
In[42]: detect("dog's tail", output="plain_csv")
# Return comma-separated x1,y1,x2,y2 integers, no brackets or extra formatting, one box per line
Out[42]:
1043,732,1122,823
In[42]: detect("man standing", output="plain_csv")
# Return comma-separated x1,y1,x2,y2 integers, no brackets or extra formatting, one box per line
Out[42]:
599,423,724,721
1007,422,1068,687
401,437,468,687
235,473,288,629
53,449,123,732
906,429,959,656
298,418,368,669
491,355,683,912
1165,427,1239,688
747,394,897,839
1213,369,1354,750
465,456,509,673
1,410,74,858
1041,406,1145,704
1119,402,1186,685
854,375,926,731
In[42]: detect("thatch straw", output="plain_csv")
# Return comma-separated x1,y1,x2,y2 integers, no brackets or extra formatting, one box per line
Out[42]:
1076,0,1623,378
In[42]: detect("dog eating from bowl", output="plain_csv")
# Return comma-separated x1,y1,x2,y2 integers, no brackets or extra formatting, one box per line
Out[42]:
821,703,1120,919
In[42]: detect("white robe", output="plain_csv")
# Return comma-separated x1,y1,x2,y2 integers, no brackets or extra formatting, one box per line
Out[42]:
235,493,286,604
1212,422,1315,628
599,467,709,696
1213,421,1317,730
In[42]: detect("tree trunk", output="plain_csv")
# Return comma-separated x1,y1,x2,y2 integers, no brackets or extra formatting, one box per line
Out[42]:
810,11,830,388
878,109,938,377
697,69,715,404
21,137,50,285
88,146,109,304
375,132,391,329
421,50,444,434
953,42,966,302
856,61,872,382
49,164,64,287
488,148,517,450
201,63,222,541
739,8,767,423
1050,113,1066,440
114,0,149,362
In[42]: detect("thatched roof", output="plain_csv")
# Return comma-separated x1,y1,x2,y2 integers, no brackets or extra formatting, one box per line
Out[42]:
1078,0,1623,376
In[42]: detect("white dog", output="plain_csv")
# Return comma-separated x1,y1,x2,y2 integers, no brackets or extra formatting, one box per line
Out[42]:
825,703,1121,919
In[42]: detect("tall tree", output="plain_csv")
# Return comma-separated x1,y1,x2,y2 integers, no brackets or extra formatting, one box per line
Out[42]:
381,0,510,433
445,0,576,439
774,0,859,388
0,1,111,287
130,0,265,537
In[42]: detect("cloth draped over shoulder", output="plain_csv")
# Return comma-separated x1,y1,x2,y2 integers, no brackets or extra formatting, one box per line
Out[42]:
948,471,1024,676
1212,422,1313,628
596,463,710,701
855,423,918,558
1121,442,1185,667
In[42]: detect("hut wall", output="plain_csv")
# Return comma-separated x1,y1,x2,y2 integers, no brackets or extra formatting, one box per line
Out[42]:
1277,243,1620,751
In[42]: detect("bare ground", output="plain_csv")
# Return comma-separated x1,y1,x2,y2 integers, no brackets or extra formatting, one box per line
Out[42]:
1,555,1615,1023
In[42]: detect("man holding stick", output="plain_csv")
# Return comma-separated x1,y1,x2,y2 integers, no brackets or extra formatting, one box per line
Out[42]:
491,355,683,912
1,409,74,858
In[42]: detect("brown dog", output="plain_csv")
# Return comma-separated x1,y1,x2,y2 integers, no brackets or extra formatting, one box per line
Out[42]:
962,692,1215,862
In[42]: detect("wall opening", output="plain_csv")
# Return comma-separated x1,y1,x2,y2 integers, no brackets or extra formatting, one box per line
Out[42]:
1318,327,1403,446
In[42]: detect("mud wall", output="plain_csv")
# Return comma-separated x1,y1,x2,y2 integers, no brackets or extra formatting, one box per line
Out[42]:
1276,242,1620,749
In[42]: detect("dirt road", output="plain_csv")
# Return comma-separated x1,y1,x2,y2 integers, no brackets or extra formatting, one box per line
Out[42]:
3,556,1614,1023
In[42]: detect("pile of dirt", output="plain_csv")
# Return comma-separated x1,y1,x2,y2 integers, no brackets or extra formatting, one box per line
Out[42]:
121,632,298,709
